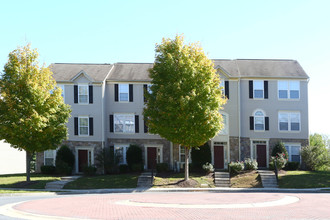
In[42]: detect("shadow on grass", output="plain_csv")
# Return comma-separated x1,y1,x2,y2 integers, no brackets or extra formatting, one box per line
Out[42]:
279,171,330,188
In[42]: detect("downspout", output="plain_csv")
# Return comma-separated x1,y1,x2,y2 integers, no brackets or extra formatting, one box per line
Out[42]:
235,60,241,161
102,65,114,150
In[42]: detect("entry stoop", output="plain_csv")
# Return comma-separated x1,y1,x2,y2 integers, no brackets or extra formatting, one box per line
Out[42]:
137,172,155,188
214,171,230,187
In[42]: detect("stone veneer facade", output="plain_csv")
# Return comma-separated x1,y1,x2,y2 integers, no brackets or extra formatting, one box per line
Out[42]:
107,138,171,168
35,141,103,173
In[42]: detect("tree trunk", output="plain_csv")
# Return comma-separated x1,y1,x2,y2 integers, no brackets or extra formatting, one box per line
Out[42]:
26,151,31,182
184,146,189,181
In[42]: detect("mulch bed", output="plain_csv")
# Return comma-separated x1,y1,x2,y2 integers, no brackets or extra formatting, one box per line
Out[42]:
12,181,40,188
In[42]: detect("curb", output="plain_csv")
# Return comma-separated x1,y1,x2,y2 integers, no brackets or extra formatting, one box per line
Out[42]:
1,187,329,196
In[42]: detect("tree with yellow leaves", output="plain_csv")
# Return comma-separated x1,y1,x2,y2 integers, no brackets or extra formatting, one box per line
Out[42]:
0,44,71,181
144,35,226,181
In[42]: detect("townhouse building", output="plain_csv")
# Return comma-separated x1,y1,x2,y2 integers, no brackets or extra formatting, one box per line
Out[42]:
36,59,309,173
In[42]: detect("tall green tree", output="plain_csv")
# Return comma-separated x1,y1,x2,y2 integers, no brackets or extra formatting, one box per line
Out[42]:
0,44,71,181
144,35,226,181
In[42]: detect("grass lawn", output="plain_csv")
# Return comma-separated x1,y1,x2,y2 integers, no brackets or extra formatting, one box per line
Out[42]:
230,170,262,188
63,174,139,189
0,173,60,189
153,172,215,188
278,171,330,188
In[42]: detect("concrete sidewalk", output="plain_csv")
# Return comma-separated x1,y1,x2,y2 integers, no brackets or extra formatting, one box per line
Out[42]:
1,186,329,196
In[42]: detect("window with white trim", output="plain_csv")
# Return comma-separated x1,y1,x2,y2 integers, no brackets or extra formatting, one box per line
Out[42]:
114,145,129,164
119,84,129,101
179,146,191,163
44,150,56,166
254,110,265,131
278,81,300,99
253,80,264,98
79,117,89,135
285,144,301,162
114,114,135,133
220,80,225,96
78,85,88,103
279,112,300,131
219,114,228,134
58,84,65,99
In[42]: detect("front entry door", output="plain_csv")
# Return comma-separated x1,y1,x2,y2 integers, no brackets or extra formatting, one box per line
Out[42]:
214,145,224,169
147,147,157,170
256,145,267,168
78,150,88,173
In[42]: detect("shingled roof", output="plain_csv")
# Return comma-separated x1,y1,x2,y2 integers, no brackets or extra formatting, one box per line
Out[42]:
214,59,309,79
50,63,113,82
50,60,308,83
107,63,153,82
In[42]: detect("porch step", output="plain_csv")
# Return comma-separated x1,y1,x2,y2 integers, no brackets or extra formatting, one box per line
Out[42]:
258,170,278,188
214,171,230,187
137,172,155,188
45,176,81,190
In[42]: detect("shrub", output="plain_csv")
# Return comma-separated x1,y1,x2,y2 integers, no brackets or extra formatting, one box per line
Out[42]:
56,145,75,169
119,164,129,173
191,143,211,171
156,163,168,173
96,147,120,174
301,145,330,171
270,153,288,170
55,145,75,175
40,165,56,175
229,161,244,174
56,161,72,175
126,144,143,171
244,158,258,170
83,165,97,176
202,162,214,173
131,163,144,172
271,142,288,160
284,161,300,171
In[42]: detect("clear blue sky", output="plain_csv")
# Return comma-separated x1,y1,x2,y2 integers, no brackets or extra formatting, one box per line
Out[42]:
1,0,329,135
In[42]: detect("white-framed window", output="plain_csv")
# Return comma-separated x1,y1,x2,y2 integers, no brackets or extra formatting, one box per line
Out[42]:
253,80,264,99
278,81,300,99
58,84,65,100
179,146,191,163
78,85,88,104
254,110,265,131
219,113,228,135
119,84,129,102
44,149,56,166
278,112,300,131
79,117,89,136
114,145,129,164
220,80,225,96
285,144,301,163
114,114,135,133
147,84,152,94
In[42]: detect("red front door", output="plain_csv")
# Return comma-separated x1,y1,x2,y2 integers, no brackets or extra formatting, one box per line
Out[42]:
147,147,157,169
78,150,88,172
214,145,224,169
257,145,267,168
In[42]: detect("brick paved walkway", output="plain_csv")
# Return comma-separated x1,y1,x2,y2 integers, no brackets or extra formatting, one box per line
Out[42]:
4,192,330,219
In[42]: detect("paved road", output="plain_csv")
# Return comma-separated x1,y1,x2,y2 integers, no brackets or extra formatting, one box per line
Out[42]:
0,192,329,219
